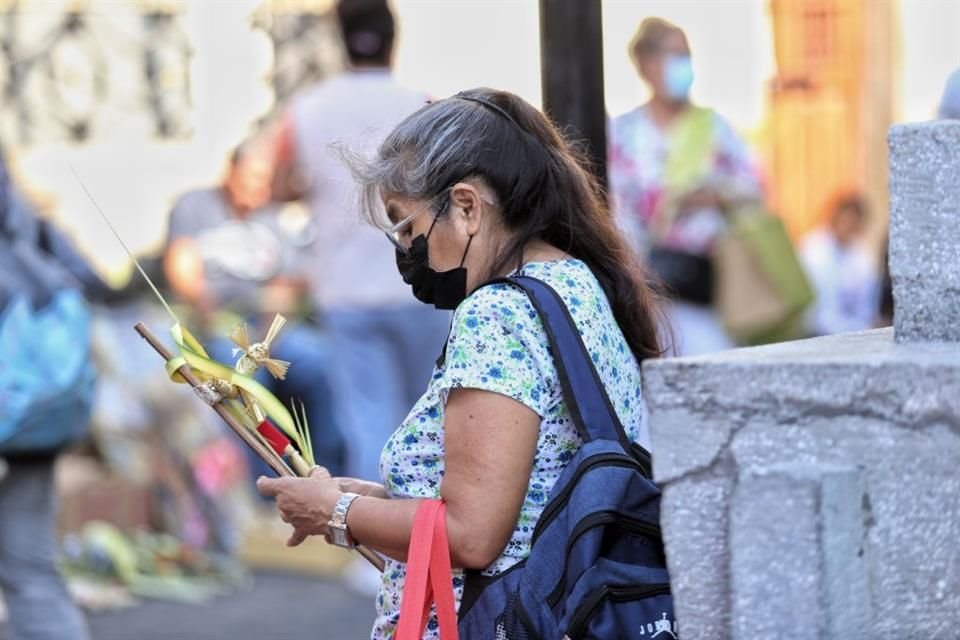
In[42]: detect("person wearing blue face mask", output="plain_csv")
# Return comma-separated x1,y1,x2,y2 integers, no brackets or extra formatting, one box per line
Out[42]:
662,52,694,103
609,17,763,356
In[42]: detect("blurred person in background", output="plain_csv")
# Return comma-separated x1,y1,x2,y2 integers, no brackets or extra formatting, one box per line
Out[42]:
269,0,448,485
939,67,960,119
266,0,449,594
608,17,762,356
799,193,880,336
163,143,345,479
0,152,103,640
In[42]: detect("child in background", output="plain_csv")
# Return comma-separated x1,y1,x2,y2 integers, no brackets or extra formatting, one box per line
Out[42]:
800,194,880,336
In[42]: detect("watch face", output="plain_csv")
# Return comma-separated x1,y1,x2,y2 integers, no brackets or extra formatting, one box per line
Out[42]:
331,527,349,548
329,493,358,548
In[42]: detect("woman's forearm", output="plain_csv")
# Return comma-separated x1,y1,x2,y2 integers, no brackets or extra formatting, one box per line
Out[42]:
345,494,512,569
346,495,422,562
336,477,390,500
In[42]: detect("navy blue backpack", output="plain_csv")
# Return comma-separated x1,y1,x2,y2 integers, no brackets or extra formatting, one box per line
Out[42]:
457,275,676,640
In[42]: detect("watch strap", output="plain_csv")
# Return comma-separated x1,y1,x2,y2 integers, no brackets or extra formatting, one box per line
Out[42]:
328,492,361,548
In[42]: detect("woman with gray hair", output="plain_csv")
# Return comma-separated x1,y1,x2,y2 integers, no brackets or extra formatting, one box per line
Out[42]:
257,88,664,638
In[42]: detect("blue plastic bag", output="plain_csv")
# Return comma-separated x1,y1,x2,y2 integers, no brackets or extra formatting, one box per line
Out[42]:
0,289,95,453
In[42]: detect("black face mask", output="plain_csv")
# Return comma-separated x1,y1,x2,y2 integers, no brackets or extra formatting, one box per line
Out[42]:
395,217,473,311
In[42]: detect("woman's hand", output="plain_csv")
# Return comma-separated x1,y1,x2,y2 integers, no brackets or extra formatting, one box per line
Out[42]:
256,467,342,547
676,185,722,213
334,477,389,500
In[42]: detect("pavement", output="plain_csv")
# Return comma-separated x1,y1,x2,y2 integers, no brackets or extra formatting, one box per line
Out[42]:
0,571,377,640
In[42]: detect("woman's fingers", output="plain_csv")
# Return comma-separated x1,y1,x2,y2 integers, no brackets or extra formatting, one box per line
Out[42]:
308,465,333,481
257,473,339,540
256,475,282,497
287,528,309,547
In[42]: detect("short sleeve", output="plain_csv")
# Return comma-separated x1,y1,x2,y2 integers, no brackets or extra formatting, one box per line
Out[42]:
165,192,209,245
435,284,557,418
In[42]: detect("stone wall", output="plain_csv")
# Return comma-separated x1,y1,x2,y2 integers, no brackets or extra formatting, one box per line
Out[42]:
643,121,960,639
888,122,960,343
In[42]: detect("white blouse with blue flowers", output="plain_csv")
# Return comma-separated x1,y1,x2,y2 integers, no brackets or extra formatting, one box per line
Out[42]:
371,258,648,639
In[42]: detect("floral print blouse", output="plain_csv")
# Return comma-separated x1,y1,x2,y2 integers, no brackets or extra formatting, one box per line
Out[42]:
608,105,761,256
370,258,648,639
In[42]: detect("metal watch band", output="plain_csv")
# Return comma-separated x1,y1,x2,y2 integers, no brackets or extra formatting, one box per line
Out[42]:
328,492,361,548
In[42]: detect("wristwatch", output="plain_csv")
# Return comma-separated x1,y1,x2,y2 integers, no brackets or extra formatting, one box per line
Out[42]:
328,492,361,548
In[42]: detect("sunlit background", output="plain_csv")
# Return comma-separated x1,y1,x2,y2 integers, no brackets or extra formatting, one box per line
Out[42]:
2,0,957,281
2,1,959,636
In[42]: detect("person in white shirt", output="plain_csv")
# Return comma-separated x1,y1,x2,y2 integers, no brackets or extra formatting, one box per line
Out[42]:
800,194,880,336
269,0,449,489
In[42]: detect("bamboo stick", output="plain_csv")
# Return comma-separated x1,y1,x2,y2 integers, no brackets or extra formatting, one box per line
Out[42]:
134,322,385,573
135,322,291,477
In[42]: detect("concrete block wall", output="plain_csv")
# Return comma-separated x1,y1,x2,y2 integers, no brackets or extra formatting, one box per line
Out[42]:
643,332,960,638
642,119,960,640
888,122,960,343
730,464,870,639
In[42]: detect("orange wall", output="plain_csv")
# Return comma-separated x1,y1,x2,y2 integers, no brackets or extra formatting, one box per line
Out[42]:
766,0,894,245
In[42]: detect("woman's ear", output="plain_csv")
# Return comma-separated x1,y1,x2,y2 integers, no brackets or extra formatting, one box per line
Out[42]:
450,182,484,236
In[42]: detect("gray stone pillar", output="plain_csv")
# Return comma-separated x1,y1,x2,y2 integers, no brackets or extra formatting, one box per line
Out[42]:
889,121,960,343
644,121,960,639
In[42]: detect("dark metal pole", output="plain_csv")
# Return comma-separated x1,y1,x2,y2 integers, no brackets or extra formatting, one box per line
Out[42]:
539,0,607,188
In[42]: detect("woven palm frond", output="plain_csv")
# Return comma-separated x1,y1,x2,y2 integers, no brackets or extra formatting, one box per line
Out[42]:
263,315,287,348
228,322,251,351
263,357,291,380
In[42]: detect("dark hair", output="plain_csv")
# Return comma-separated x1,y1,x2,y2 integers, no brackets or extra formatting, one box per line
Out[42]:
629,17,684,64
229,143,252,166
830,192,868,222
349,88,664,362
336,0,395,66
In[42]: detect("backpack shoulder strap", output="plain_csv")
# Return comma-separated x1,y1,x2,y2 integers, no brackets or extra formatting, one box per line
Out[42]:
486,275,633,451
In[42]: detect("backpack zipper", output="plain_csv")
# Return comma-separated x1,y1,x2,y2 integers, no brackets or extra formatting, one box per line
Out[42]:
531,453,646,544
563,583,672,640
546,511,662,609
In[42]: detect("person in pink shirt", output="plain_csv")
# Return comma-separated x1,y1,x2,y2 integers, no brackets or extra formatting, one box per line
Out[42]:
608,17,762,355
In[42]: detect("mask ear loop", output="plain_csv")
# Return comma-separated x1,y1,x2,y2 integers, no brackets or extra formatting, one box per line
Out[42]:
423,211,441,240
423,186,455,242
459,233,474,268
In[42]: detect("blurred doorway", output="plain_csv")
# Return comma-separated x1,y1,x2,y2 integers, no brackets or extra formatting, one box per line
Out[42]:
766,0,895,249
